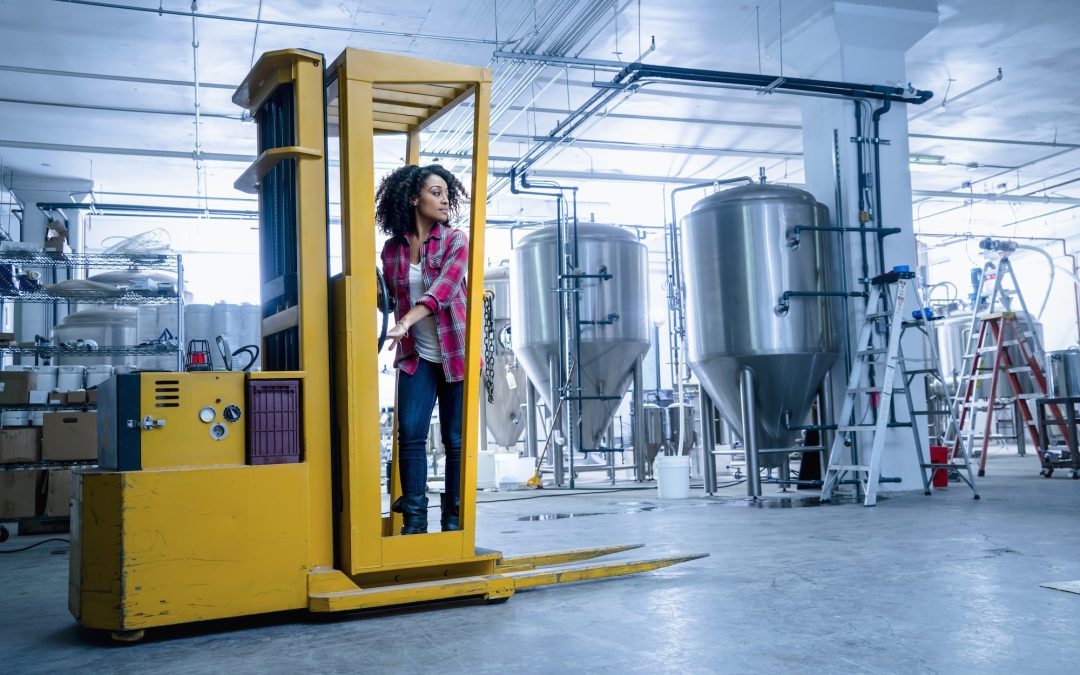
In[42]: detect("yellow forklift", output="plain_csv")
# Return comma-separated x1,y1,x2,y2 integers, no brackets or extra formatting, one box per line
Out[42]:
69,48,705,641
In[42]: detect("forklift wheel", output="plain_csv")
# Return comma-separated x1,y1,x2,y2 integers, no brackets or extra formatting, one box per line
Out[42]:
485,596,511,605
0,524,9,543
110,629,145,643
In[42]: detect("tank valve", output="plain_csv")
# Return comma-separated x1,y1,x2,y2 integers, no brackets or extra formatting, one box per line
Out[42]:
774,298,790,316
785,230,801,249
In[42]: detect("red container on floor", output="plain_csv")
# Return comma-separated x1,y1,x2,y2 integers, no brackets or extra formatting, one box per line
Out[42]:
929,445,949,487
246,379,301,465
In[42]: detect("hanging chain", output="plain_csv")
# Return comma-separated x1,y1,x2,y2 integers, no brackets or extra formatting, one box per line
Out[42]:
483,290,496,404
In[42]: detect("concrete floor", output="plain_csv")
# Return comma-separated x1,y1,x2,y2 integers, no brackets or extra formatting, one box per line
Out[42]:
2,450,1078,674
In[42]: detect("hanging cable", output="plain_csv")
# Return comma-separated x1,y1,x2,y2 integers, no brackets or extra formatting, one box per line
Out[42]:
1013,244,1056,320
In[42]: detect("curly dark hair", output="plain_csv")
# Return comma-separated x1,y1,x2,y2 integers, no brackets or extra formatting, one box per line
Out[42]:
375,164,468,238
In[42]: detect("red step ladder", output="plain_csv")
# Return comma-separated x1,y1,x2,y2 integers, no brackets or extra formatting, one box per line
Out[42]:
951,312,1069,476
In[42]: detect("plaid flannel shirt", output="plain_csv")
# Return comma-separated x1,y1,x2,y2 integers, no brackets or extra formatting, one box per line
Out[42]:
380,221,469,382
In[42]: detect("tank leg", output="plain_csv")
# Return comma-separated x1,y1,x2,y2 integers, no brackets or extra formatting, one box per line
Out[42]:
739,367,762,499
632,357,647,483
701,393,717,494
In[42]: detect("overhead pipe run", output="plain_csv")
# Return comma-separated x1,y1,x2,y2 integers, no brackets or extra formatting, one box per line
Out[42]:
36,201,257,220
498,58,932,199
910,68,1003,121
51,0,511,45
911,190,1080,206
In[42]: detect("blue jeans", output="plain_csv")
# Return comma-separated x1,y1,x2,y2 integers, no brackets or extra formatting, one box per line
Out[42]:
396,358,462,498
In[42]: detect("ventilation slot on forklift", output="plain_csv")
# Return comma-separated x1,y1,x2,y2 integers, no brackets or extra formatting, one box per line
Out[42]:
247,379,301,464
155,380,181,408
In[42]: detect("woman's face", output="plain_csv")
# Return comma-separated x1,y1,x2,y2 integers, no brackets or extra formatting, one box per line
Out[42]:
414,173,449,227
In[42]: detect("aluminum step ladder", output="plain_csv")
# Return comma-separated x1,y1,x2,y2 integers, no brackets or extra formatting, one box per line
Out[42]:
822,269,972,506
949,312,1070,476
947,249,1070,477
898,312,980,499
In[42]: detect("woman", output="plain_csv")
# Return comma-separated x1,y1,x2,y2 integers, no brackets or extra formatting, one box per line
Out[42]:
378,164,470,535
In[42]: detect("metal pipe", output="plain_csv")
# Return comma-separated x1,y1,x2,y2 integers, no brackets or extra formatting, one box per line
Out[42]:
701,393,717,494
190,1,208,214
0,139,252,163
910,68,1003,121
496,133,804,160
911,190,1080,206
525,382,539,459
559,464,637,473
0,63,236,90
494,48,648,72
739,367,762,499
548,356,564,486
35,201,257,218
52,0,509,45
910,132,1080,150
0,96,242,120
495,169,752,186
820,371,835,475
632,356,646,482
499,59,931,199
871,95,892,278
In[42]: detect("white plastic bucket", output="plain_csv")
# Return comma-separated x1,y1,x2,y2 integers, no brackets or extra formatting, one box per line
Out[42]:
57,365,85,392
655,455,691,499
85,365,114,389
31,365,58,392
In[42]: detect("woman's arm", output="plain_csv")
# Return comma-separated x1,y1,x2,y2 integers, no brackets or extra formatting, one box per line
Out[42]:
384,303,433,348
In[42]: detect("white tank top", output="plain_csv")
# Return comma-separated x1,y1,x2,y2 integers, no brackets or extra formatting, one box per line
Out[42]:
408,262,443,362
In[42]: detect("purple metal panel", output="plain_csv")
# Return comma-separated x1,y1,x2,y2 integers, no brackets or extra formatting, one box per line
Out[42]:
246,379,301,465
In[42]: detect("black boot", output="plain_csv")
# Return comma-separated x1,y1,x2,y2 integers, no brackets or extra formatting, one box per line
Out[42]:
391,493,428,535
440,493,460,532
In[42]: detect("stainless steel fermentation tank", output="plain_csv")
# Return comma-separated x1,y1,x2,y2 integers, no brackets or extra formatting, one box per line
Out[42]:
681,184,841,488
511,223,650,468
482,266,527,448
1047,349,1080,398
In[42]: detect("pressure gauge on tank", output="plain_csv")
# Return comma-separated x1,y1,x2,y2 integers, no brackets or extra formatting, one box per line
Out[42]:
198,406,216,424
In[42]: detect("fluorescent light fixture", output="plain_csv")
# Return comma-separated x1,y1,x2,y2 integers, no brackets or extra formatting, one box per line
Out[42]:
909,153,946,172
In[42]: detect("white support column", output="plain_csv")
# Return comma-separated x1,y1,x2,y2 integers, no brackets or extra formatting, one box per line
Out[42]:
784,0,939,492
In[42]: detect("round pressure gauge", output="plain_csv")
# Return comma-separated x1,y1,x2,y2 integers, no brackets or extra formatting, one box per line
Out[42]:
198,406,216,424
223,404,242,423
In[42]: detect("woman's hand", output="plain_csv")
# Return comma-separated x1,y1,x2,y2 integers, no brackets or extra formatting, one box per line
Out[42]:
385,321,408,349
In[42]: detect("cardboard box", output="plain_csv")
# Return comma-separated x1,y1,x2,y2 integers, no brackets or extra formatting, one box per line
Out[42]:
0,427,41,464
45,469,72,517
47,391,66,405
0,372,37,405
42,412,98,461
66,390,87,404
0,471,41,519
31,390,50,405
0,332,14,344
86,389,98,404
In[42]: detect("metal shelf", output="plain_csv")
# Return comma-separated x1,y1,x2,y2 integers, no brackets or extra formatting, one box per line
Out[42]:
0,460,98,472
0,403,96,412
0,344,180,357
0,289,180,304
0,251,178,271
